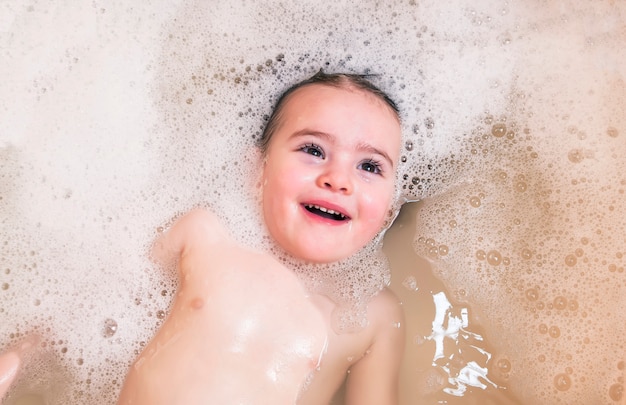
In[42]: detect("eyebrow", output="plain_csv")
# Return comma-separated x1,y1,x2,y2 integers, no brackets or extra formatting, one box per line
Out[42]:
290,129,395,168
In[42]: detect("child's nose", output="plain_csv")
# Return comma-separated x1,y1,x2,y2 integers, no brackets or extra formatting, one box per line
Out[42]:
316,166,353,194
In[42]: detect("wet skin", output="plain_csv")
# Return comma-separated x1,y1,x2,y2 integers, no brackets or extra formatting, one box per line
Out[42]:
1,84,406,405
260,84,405,404
117,209,328,404
262,84,402,264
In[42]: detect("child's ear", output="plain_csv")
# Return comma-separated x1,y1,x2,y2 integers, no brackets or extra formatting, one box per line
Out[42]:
381,195,405,231
257,162,269,193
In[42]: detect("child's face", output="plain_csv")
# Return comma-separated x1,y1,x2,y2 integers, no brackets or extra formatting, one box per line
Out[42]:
262,84,401,263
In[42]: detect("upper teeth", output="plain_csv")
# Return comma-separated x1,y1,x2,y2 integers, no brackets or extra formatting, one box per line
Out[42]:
306,204,346,219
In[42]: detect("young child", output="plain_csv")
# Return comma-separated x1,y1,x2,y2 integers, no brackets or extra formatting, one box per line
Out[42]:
259,71,406,403
2,71,405,405
117,208,330,404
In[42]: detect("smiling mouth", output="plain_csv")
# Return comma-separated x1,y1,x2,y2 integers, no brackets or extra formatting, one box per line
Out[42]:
303,204,349,221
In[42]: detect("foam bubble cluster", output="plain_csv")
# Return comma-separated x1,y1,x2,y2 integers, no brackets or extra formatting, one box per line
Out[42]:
404,2,626,403
0,0,624,404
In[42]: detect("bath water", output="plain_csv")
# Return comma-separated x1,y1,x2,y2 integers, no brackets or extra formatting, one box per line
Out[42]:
1,0,624,404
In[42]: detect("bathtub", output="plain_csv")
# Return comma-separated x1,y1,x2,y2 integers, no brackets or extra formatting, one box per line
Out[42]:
1,1,624,404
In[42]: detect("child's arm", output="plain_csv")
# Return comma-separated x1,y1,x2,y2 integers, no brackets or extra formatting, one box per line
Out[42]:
344,288,405,405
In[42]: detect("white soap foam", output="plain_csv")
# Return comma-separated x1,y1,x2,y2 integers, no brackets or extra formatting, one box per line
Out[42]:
407,1,626,403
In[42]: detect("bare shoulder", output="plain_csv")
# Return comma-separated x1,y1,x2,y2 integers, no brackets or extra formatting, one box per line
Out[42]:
367,287,404,331
151,208,231,264
169,208,229,242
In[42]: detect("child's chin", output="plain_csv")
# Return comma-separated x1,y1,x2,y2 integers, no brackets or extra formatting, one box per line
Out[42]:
295,248,353,265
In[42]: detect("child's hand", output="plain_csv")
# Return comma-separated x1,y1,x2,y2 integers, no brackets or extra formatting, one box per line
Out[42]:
0,335,39,401
0,351,20,399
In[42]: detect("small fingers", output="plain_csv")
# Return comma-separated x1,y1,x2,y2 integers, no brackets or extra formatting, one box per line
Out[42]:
0,335,39,401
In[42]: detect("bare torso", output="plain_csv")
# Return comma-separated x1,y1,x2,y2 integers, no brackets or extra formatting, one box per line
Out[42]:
0,209,403,404
117,209,328,404
297,289,403,405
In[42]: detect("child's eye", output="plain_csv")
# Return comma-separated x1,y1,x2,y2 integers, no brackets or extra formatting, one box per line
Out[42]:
300,143,324,158
359,159,383,175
